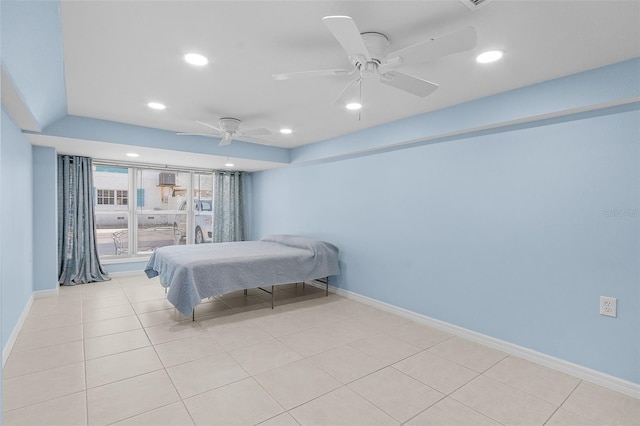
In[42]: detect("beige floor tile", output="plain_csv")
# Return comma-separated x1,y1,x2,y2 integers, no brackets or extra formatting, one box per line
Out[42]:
21,311,82,333
253,311,313,337
254,359,341,410
166,351,249,398
3,340,84,379
428,337,506,372
258,412,300,426
320,317,377,343
405,397,501,426
349,367,444,423
393,350,478,394
11,323,84,352
111,401,194,426
193,299,232,318
86,346,163,388
83,315,142,339
349,333,421,364
198,307,269,332
184,378,284,425
2,391,87,426
308,344,387,384
289,386,398,426
86,370,180,426
82,294,130,310
154,333,224,367
385,321,453,349
137,307,190,327
208,322,274,351
123,286,167,303
82,303,135,323
561,381,640,425
350,309,410,334
228,338,302,375
2,362,86,411
220,294,269,309
84,328,150,360
27,299,82,319
289,304,351,328
144,319,205,345
318,297,376,318
278,326,347,357
131,297,174,314
451,375,558,425
484,356,580,405
545,407,602,426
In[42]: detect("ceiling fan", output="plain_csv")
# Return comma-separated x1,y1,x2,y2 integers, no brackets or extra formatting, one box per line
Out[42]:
177,118,272,146
273,16,477,105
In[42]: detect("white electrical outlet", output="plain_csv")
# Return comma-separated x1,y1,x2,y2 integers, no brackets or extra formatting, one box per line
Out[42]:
600,296,617,318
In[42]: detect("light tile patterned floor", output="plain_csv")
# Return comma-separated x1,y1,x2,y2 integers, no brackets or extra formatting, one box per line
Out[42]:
2,272,639,425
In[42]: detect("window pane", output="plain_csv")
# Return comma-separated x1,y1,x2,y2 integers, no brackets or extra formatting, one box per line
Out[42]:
93,166,129,257
193,173,213,244
136,169,188,253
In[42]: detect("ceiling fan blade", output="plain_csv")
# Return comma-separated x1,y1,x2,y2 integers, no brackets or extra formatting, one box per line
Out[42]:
273,68,353,81
242,128,272,136
238,135,273,145
323,16,371,64
218,135,233,146
382,27,477,70
380,71,439,97
195,120,223,134
333,77,362,106
176,132,217,137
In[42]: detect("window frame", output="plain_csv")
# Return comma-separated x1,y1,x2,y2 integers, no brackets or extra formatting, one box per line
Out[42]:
93,162,216,262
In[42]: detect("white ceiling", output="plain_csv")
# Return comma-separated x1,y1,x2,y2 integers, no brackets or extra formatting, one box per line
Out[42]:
53,0,639,162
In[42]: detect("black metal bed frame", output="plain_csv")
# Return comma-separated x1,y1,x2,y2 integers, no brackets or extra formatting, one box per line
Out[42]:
190,277,330,321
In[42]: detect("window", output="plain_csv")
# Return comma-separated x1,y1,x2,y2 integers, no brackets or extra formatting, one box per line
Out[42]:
97,189,114,205
93,164,215,259
116,190,128,205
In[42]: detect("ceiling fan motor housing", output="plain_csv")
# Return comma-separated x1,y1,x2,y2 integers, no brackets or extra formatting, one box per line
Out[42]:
361,32,390,64
219,117,241,133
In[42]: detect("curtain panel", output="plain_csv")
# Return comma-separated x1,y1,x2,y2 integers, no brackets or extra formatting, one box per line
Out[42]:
57,155,110,285
213,171,247,243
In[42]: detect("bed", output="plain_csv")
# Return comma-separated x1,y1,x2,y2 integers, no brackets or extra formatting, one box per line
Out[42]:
144,234,340,318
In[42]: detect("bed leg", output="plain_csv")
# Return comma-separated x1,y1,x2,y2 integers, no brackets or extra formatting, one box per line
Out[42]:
244,289,247,296
326,279,329,297
192,309,195,322
271,285,274,309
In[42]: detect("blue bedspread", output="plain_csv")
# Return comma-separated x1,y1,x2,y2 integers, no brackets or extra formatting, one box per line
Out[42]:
145,234,340,316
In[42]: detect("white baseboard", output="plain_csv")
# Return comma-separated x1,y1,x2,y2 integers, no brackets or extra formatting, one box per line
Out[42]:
33,287,59,299
2,293,34,368
323,283,640,399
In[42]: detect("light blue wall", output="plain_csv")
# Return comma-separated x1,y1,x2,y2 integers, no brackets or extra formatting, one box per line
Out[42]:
252,62,640,384
1,109,34,350
32,146,58,292
39,115,290,165
0,0,67,129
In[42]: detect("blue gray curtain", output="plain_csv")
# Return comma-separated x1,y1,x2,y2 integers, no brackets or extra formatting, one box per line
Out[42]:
213,171,247,243
58,155,110,285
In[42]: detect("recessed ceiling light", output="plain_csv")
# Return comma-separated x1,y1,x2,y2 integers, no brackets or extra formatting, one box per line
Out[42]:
346,102,362,110
147,102,166,110
225,162,235,167
279,128,292,134
476,50,503,64
126,153,140,158
184,53,208,66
